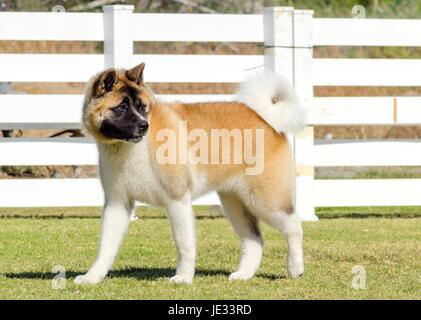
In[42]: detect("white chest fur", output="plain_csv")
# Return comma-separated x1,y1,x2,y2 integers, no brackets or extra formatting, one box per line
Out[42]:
97,141,165,206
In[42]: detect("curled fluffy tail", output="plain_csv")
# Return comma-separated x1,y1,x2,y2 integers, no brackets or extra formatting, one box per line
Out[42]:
236,70,306,134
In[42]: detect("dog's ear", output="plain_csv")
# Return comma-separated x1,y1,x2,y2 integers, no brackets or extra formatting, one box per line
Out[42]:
126,62,145,85
94,69,117,97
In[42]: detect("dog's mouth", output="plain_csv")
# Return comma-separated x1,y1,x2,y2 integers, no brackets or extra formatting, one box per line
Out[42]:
99,120,148,144
123,135,144,143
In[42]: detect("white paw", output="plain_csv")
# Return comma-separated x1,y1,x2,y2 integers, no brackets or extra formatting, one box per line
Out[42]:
169,274,193,285
74,273,105,285
288,262,304,279
229,271,253,281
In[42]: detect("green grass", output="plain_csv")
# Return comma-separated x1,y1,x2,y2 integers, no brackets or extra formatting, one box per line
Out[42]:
317,206,421,219
317,167,421,180
0,207,420,299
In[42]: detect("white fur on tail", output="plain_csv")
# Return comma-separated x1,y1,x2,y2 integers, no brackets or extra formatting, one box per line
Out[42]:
236,70,306,134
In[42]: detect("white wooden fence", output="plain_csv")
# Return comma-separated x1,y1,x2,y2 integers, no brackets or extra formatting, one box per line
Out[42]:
1,5,421,221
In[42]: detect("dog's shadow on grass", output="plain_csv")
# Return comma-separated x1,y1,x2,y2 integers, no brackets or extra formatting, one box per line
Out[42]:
6,267,284,281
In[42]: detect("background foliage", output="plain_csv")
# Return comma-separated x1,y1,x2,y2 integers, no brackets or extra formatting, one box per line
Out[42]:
1,0,421,18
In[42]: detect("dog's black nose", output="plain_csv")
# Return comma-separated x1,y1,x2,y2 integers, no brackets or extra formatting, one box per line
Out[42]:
139,122,149,131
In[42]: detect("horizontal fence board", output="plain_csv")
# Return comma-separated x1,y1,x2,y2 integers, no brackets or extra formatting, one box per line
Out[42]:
314,179,421,206
0,94,83,129
313,140,421,167
2,95,421,129
0,138,97,166
134,54,263,82
0,54,262,83
0,94,234,129
314,18,421,47
2,137,420,167
0,12,104,41
133,13,263,42
314,59,421,86
1,178,420,208
0,179,221,207
311,97,421,125
0,54,103,82
0,179,104,207
157,94,235,102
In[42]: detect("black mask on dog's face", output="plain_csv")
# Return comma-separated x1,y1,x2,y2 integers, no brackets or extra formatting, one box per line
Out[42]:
84,62,153,144
99,89,149,143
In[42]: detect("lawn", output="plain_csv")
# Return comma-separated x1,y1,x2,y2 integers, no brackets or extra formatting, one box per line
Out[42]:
0,207,420,300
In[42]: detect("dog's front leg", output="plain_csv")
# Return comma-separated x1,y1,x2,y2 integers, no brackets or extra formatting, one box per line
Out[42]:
74,201,131,284
166,198,196,285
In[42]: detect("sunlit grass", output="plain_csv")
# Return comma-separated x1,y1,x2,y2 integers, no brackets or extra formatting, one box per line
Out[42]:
0,207,419,300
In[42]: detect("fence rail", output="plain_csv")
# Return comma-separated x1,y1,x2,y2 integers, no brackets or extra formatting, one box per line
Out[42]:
2,138,420,167
0,5,420,220
0,12,104,41
313,18,421,47
2,177,421,208
2,95,421,129
311,97,421,125
314,59,421,86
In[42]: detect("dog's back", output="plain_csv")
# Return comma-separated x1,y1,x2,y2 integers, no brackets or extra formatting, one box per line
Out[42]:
147,100,294,214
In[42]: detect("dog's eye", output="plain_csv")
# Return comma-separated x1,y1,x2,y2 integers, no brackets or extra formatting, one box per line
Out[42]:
135,101,145,113
113,101,128,114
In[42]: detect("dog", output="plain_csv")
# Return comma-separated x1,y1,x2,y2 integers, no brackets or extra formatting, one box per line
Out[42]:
74,62,306,285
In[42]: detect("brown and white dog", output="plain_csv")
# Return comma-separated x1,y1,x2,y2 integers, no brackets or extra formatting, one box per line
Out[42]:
74,62,306,285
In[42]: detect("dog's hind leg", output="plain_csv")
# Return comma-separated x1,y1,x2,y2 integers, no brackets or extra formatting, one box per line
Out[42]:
261,210,304,278
129,206,139,221
218,192,263,281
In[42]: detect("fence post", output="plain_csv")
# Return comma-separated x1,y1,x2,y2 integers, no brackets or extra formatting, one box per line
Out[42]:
103,5,138,220
263,7,294,83
293,10,318,221
264,7,318,221
103,5,135,69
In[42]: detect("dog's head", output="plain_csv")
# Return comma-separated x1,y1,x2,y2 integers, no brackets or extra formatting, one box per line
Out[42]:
82,62,155,144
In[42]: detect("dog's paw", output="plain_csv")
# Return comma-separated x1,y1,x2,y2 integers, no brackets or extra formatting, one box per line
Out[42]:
74,273,104,285
287,262,304,279
169,274,193,285
228,271,253,281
